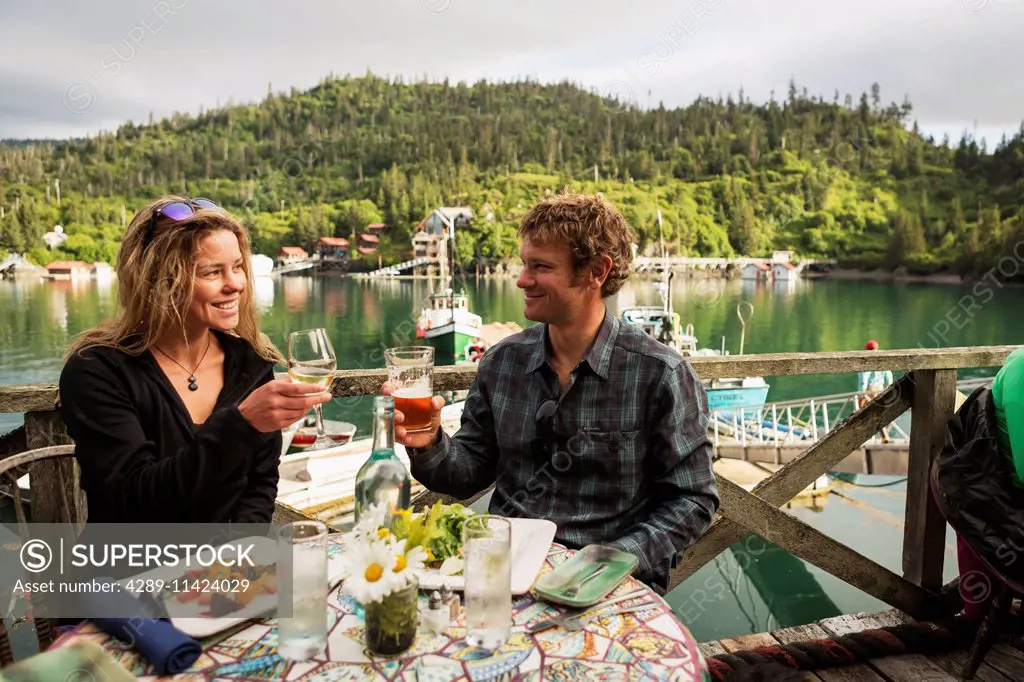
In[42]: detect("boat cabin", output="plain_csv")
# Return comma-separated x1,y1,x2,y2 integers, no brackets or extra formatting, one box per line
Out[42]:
427,290,469,312
620,307,697,353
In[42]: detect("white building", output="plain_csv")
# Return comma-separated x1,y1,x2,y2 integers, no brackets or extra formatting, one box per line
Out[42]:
772,261,799,282
741,263,771,281
92,262,113,282
43,225,68,250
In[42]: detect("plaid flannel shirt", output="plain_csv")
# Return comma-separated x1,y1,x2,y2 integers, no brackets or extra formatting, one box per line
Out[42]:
407,307,719,591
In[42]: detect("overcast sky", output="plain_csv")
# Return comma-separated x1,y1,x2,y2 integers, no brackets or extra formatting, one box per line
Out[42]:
1,0,1021,147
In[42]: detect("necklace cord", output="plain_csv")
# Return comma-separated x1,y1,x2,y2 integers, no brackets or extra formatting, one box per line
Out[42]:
154,333,212,386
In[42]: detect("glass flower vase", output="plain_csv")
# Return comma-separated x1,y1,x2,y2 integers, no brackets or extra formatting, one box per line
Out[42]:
363,582,418,656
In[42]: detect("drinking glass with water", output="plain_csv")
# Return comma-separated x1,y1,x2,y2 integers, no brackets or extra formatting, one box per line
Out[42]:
463,515,512,651
277,520,329,660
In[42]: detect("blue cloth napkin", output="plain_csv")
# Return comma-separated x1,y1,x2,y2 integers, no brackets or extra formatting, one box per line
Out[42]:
81,579,202,676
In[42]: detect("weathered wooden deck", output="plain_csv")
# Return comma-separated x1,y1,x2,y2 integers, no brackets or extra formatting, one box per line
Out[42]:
699,609,1024,681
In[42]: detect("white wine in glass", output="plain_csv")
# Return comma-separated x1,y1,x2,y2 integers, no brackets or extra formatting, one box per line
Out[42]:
287,329,336,450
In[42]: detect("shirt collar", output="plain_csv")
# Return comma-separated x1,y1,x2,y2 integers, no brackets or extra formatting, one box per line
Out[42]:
525,307,619,381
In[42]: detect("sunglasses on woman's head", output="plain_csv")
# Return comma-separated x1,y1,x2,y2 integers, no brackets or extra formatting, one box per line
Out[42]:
144,198,222,246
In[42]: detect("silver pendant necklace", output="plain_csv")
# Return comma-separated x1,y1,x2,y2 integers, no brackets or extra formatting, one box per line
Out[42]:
154,334,212,392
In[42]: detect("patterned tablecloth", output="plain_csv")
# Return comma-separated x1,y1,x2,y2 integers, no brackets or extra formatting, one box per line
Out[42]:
51,538,708,681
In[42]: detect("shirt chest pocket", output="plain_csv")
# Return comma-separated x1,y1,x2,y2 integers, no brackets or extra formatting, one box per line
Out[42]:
561,429,643,492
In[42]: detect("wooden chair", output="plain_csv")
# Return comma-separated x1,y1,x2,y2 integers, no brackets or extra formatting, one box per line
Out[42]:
0,444,78,664
0,445,334,664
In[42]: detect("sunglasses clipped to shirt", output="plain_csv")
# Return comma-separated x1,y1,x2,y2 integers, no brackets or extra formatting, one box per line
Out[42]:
143,197,223,246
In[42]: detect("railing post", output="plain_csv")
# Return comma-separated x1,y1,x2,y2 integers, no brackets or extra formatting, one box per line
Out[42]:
23,410,84,526
771,404,779,463
903,369,957,591
809,399,818,440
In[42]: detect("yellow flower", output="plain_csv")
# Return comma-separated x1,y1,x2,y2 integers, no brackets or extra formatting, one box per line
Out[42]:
376,528,390,539
393,554,407,573
365,563,384,582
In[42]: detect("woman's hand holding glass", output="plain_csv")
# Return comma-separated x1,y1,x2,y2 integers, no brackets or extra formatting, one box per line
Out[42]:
238,379,332,433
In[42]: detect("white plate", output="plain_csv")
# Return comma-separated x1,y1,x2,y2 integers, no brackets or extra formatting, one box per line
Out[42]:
120,536,348,639
418,518,557,595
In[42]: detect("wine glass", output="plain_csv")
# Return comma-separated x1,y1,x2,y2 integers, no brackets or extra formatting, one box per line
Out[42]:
287,328,336,450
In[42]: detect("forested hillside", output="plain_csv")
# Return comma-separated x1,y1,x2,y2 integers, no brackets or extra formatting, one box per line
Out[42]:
1,75,1022,275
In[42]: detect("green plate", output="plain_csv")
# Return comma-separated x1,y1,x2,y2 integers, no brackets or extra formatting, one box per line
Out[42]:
533,545,638,607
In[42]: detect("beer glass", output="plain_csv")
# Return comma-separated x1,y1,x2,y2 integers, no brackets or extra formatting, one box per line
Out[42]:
463,515,512,651
384,346,434,433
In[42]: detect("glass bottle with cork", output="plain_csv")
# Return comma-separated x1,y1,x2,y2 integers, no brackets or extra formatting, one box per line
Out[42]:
354,396,411,523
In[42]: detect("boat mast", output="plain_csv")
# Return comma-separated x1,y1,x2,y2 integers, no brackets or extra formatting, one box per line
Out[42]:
434,208,456,323
656,210,676,348
658,210,672,315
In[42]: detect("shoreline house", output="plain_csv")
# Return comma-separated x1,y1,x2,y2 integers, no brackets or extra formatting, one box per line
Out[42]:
43,261,91,280
772,261,799,282
277,246,309,268
741,262,772,282
412,206,472,262
315,237,350,273
357,233,380,256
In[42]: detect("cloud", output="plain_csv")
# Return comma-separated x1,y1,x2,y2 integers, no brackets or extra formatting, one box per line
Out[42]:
0,0,1021,144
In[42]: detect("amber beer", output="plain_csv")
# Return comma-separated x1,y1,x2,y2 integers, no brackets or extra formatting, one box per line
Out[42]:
394,387,432,432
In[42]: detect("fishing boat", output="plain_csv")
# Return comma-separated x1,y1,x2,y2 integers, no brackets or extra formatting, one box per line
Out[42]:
619,211,770,419
416,289,483,363
413,209,485,363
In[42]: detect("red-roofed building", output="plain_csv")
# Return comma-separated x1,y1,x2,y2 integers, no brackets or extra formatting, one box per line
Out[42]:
277,246,309,267
366,223,386,232
315,237,350,272
358,233,380,255
44,261,91,280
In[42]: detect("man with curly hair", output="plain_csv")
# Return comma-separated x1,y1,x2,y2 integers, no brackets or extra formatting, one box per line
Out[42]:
391,192,718,592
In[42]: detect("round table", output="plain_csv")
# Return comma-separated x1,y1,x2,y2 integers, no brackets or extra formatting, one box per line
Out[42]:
51,539,708,681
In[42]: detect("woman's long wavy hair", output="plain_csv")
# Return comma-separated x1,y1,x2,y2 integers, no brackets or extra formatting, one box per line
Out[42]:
66,195,284,364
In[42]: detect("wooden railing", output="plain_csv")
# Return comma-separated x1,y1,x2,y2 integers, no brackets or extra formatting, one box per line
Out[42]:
0,345,1018,620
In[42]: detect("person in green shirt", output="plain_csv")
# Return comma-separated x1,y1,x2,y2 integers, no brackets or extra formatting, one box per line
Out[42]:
991,346,1024,486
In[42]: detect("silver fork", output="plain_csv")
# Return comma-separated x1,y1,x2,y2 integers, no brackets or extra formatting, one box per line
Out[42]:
560,600,658,631
561,563,609,598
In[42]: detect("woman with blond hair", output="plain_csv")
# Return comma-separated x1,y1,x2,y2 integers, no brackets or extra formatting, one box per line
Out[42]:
59,197,331,524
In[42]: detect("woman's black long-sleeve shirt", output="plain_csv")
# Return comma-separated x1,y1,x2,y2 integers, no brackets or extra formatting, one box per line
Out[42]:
58,330,283,524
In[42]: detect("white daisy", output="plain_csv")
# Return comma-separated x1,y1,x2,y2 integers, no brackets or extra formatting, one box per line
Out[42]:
351,502,389,540
390,539,428,589
341,536,398,604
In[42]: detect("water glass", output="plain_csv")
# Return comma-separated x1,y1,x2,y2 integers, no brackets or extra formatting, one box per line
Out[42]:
277,520,329,660
384,346,434,432
463,515,512,651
